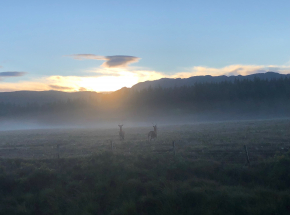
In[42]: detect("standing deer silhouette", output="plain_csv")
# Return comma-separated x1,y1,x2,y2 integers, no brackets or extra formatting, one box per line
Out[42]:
148,125,157,141
118,124,125,141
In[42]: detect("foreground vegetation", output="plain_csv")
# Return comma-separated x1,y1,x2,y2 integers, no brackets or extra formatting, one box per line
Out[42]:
1,151,290,214
1,119,290,214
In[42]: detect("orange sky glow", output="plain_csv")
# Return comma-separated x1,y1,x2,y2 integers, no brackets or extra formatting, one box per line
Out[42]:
1,64,290,92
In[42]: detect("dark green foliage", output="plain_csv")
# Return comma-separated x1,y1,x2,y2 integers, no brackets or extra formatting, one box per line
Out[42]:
1,77,290,118
0,152,290,214
132,77,290,104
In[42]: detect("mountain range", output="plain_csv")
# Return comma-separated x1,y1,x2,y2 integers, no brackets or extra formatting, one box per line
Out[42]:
131,72,290,91
0,72,289,104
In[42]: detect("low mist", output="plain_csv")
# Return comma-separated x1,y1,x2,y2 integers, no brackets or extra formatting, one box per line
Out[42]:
1,77,290,131
1,103,290,131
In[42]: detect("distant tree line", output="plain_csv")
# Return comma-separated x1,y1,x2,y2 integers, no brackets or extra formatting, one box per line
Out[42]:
129,77,290,106
1,77,290,117
0,99,89,117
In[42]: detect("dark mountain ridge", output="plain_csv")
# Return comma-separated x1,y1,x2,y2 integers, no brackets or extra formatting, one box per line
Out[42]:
0,72,289,105
1,74,290,125
0,90,100,105
131,72,290,91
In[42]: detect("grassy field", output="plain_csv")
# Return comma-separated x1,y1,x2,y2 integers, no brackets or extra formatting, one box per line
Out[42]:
0,118,290,214
1,118,290,162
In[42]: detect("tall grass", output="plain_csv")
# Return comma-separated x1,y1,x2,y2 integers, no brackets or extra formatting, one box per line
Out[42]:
0,151,290,214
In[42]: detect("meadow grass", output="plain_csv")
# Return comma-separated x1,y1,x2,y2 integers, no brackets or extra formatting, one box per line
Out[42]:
0,118,290,214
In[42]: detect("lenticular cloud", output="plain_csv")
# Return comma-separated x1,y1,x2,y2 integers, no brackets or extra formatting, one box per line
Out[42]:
102,55,140,68
68,54,140,68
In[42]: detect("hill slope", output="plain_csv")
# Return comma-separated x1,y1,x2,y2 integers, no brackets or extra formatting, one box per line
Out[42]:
0,90,100,104
131,72,290,91
1,72,289,105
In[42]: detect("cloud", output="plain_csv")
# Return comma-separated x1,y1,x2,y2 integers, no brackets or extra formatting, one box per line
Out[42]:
1,63,290,93
49,85,75,91
0,82,50,92
172,65,290,78
0,71,27,77
88,67,164,82
68,54,140,68
102,56,140,68
0,67,164,92
78,87,88,91
69,54,104,60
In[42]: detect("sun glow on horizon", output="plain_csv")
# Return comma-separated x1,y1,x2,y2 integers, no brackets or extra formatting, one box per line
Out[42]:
75,68,164,92
0,68,164,92
79,75,139,92
43,68,164,92
2,64,290,93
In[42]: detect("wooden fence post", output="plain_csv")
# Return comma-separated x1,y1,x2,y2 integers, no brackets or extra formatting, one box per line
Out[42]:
244,145,250,166
57,144,60,159
173,141,176,156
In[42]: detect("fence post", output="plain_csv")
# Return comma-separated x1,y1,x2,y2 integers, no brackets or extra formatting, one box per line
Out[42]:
57,144,60,159
173,141,176,156
111,140,113,151
244,145,250,166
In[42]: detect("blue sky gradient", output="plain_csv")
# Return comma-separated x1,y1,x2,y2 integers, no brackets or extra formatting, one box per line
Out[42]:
1,0,290,91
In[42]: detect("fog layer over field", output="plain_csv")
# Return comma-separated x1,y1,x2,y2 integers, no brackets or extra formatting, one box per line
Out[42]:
1,108,290,131
1,76,290,131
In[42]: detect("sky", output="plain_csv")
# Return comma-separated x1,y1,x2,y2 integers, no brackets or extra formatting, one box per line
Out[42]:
0,0,290,92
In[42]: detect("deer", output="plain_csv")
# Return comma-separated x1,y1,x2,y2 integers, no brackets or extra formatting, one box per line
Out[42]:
148,125,157,141
118,124,125,141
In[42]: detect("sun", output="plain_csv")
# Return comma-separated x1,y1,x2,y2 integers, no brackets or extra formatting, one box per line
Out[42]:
45,69,163,92
79,73,139,92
